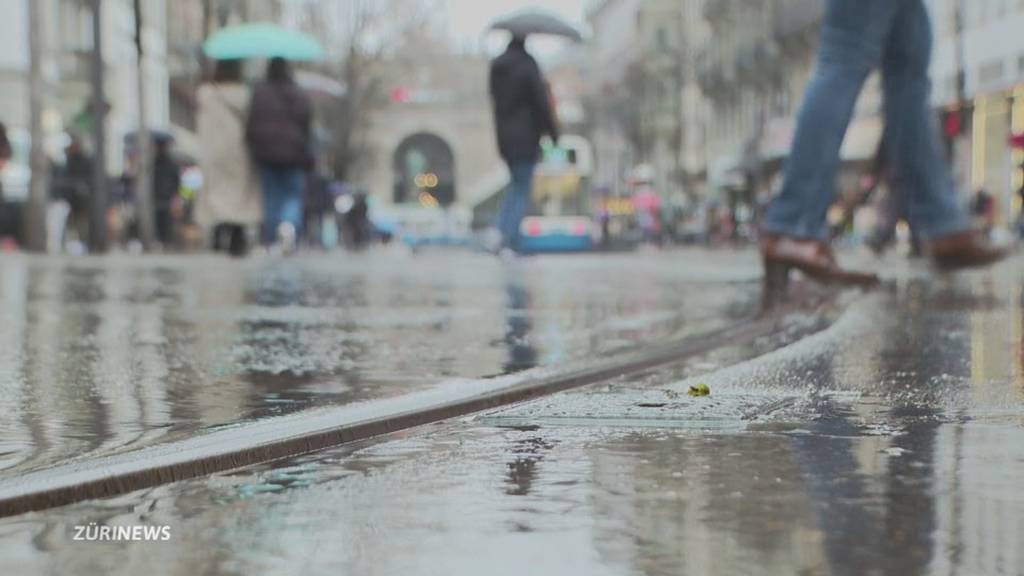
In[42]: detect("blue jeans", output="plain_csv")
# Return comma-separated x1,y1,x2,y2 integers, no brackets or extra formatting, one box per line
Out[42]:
497,162,537,250
763,0,968,241
260,167,306,245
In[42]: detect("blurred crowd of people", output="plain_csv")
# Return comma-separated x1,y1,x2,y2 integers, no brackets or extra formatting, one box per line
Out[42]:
1,57,377,257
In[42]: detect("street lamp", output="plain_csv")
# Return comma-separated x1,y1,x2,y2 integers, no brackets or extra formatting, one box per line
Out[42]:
24,0,48,252
89,0,110,253
133,0,156,250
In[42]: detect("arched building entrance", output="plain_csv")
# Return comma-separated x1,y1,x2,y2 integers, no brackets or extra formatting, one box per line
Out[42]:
393,133,456,206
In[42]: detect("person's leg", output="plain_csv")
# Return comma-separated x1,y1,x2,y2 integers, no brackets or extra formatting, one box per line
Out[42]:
212,223,222,251
763,0,904,240
881,0,969,240
228,224,247,257
279,169,306,238
155,209,173,247
503,162,536,250
497,164,521,248
72,208,89,245
260,168,283,245
867,192,898,253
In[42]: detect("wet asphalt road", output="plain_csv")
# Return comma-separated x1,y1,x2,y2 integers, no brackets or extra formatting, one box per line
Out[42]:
0,248,761,479
2,254,1024,575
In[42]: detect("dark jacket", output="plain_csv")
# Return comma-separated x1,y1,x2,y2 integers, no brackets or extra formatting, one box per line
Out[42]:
0,123,11,163
0,122,10,199
51,151,93,210
246,81,313,170
489,43,559,164
152,151,180,210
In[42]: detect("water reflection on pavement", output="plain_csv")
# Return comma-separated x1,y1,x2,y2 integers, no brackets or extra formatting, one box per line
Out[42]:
0,251,759,478
3,263,1024,575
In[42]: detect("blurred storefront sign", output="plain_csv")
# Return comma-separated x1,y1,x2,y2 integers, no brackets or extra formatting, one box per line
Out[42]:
389,87,454,105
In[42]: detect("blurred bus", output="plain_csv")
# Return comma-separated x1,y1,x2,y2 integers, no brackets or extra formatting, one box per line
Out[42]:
517,134,595,253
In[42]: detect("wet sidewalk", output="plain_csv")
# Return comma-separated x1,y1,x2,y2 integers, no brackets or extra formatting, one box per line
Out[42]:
0,249,762,479
3,255,1023,575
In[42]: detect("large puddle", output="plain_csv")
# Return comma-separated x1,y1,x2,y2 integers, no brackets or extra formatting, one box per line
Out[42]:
3,266,1023,575
0,250,760,478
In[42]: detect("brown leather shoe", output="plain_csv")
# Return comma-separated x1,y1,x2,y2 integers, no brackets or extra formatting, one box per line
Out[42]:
927,230,1010,270
761,233,880,287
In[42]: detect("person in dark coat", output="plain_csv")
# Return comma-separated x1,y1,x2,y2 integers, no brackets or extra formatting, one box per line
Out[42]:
0,123,10,162
972,188,995,237
246,57,313,249
52,135,94,244
152,138,181,248
0,122,13,242
345,192,370,250
1016,171,1024,240
0,122,11,200
489,34,559,253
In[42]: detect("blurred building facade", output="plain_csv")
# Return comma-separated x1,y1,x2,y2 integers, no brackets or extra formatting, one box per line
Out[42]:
0,0,169,183
678,0,711,197
634,0,687,205
586,0,697,204
696,0,884,211
927,0,1024,226
585,0,643,198
365,32,502,213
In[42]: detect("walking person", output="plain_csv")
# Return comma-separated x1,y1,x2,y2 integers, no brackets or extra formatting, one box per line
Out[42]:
152,136,181,249
971,188,996,237
489,34,559,255
761,0,1008,290
1012,133,1024,239
344,191,371,250
51,135,93,249
0,121,11,185
1016,180,1024,240
195,59,261,257
0,122,13,247
246,57,313,252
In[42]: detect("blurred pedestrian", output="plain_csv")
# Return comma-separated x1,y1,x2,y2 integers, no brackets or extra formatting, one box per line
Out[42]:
246,57,313,251
152,137,181,249
344,191,371,250
489,34,559,255
51,135,93,247
1016,177,1024,240
972,188,996,237
196,59,261,257
0,121,11,176
303,172,333,249
761,0,1007,291
0,122,13,246
0,121,10,200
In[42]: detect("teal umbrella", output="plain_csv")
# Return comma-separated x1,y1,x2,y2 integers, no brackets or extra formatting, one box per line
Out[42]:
203,23,325,61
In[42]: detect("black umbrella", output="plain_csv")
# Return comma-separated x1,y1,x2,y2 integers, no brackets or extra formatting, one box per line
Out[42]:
489,8,584,42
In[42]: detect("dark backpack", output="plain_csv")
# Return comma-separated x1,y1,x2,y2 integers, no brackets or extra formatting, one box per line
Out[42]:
246,83,313,170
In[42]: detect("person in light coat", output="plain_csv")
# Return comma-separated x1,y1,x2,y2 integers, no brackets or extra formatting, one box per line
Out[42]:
196,59,261,256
